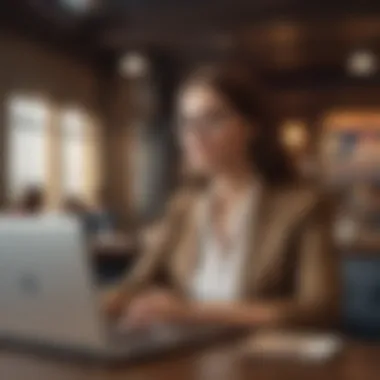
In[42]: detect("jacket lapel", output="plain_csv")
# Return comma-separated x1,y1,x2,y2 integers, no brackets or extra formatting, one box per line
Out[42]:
242,184,310,299
171,194,206,293
240,183,273,298
241,183,295,299
172,184,292,299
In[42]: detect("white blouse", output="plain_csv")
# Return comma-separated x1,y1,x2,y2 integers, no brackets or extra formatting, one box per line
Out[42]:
191,183,261,302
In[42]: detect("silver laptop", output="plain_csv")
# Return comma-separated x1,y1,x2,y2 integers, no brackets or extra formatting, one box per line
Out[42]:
0,215,237,360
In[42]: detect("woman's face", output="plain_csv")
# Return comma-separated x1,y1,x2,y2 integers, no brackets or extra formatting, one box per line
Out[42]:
178,84,253,176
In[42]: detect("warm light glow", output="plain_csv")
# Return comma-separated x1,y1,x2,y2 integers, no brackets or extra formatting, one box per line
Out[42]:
281,121,308,151
119,53,150,78
61,0,93,12
347,50,378,77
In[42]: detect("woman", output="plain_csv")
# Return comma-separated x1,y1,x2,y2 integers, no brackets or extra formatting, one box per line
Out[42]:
106,64,340,329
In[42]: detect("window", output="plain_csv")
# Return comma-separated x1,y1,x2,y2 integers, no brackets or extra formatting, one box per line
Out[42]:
6,96,101,209
59,107,101,206
60,109,86,198
7,96,49,200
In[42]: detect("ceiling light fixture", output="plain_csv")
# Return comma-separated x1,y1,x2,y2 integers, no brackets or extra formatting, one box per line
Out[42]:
118,52,150,79
347,50,378,77
61,0,93,12
281,121,308,151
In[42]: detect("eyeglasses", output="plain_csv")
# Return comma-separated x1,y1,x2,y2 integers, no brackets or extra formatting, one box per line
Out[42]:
178,109,237,135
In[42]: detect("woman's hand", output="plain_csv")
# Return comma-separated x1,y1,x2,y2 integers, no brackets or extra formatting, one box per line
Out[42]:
102,287,130,319
122,289,187,327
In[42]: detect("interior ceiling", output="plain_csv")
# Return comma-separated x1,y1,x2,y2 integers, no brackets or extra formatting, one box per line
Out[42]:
2,1,380,97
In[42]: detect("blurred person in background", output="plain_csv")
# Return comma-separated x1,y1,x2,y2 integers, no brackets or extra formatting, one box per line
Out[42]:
106,63,340,329
15,185,45,215
62,196,89,217
85,187,116,238
367,183,380,224
62,196,96,240
335,182,380,251
356,182,380,250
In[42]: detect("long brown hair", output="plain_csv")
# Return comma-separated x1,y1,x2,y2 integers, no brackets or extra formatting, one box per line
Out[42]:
179,63,296,185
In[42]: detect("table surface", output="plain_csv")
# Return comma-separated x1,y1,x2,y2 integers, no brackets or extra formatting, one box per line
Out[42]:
1,340,380,380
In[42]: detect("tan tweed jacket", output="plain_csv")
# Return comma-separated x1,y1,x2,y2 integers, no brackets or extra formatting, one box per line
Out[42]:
121,182,340,326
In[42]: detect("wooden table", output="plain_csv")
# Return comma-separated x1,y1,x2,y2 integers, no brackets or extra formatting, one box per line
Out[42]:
1,340,379,380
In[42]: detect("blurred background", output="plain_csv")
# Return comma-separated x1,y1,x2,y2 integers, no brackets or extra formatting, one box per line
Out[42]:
0,0,380,338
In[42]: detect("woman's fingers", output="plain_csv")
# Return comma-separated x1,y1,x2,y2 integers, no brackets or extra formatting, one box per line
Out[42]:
120,296,154,328
118,289,180,329
102,288,126,318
